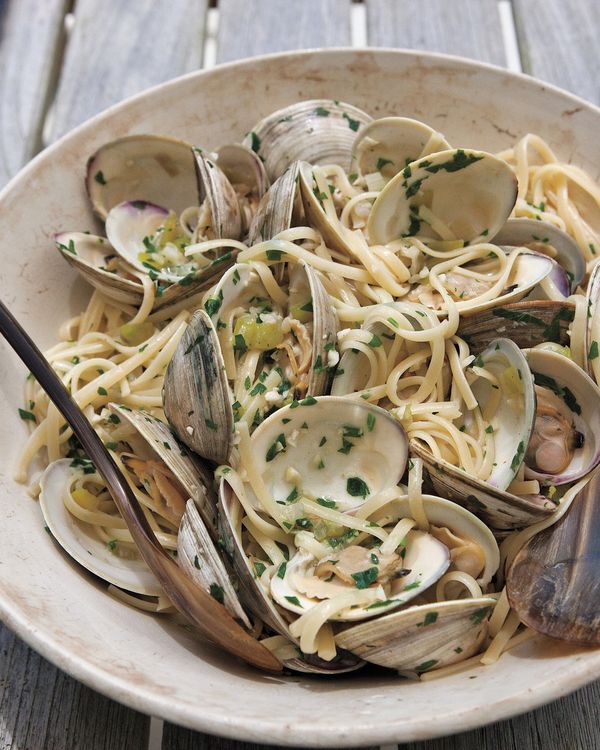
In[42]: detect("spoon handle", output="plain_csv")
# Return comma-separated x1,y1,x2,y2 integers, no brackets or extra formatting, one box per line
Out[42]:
0,300,281,672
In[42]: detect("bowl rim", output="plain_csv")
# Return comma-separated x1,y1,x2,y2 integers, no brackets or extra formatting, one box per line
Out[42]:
2,46,600,746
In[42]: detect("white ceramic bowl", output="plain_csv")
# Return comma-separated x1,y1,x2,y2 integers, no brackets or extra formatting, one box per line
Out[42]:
1,49,599,747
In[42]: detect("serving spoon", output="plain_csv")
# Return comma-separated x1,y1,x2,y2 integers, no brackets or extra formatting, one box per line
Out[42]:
507,470,600,645
0,300,282,673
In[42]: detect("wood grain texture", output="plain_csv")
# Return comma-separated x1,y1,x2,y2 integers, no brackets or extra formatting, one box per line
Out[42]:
48,0,208,142
216,0,352,64
400,679,600,749
366,0,507,66
512,0,600,105
0,0,68,186
0,621,149,750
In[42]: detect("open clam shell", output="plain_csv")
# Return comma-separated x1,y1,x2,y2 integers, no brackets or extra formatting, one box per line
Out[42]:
163,309,234,465
410,338,554,530
55,231,144,306
351,116,451,181
457,300,575,355
372,494,500,587
250,396,408,513
335,597,495,673
39,459,163,596
218,481,363,674
86,134,197,221
247,161,301,244
368,148,518,245
524,348,600,485
495,218,585,292
110,404,217,536
243,100,372,181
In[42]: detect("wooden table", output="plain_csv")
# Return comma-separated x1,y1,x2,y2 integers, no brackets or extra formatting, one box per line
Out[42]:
1,1,598,748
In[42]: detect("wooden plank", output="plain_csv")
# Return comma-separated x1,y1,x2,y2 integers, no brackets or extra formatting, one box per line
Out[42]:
0,621,150,749
48,0,208,142
216,0,352,64
366,0,507,66
512,0,600,105
0,0,68,186
401,679,600,749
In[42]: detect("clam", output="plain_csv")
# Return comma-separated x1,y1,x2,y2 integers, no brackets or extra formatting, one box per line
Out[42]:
367,148,518,245
585,261,600,381
193,147,242,242
39,459,163,596
164,258,337,463
86,134,197,221
298,160,357,259
215,398,500,671
243,100,372,181
494,218,585,293
109,404,217,536
247,161,302,245
335,597,495,674
411,338,555,529
457,300,575,354
523,348,600,486
55,231,143,307
351,116,451,181
163,308,234,466
216,144,269,235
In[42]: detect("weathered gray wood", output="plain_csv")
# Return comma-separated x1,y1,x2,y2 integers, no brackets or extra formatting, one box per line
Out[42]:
216,0,352,64
0,621,150,750
0,0,68,186
401,678,600,749
366,0,507,66
48,0,208,142
512,0,600,105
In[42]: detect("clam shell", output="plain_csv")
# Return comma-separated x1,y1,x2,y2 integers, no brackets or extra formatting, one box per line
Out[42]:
110,404,217,537
86,134,197,221
351,116,451,180
494,218,585,291
244,100,372,181
585,261,600,380
216,143,269,200
368,148,518,245
247,161,301,244
457,300,575,354
270,534,450,622
250,396,408,513
335,597,495,673
218,480,364,674
411,440,554,530
163,309,234,465
378,494,500,587
55,231,143,306
525,348,600,485
39,459,162,596
291,261,339,395
193,148,242,241
177,499,251,627
298,160,356,259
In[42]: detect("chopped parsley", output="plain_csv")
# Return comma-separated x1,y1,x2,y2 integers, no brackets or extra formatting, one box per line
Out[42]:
285,595,302,606
94,170,106,184
351,567,379,589
346,476,370,498
209,583,225,604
